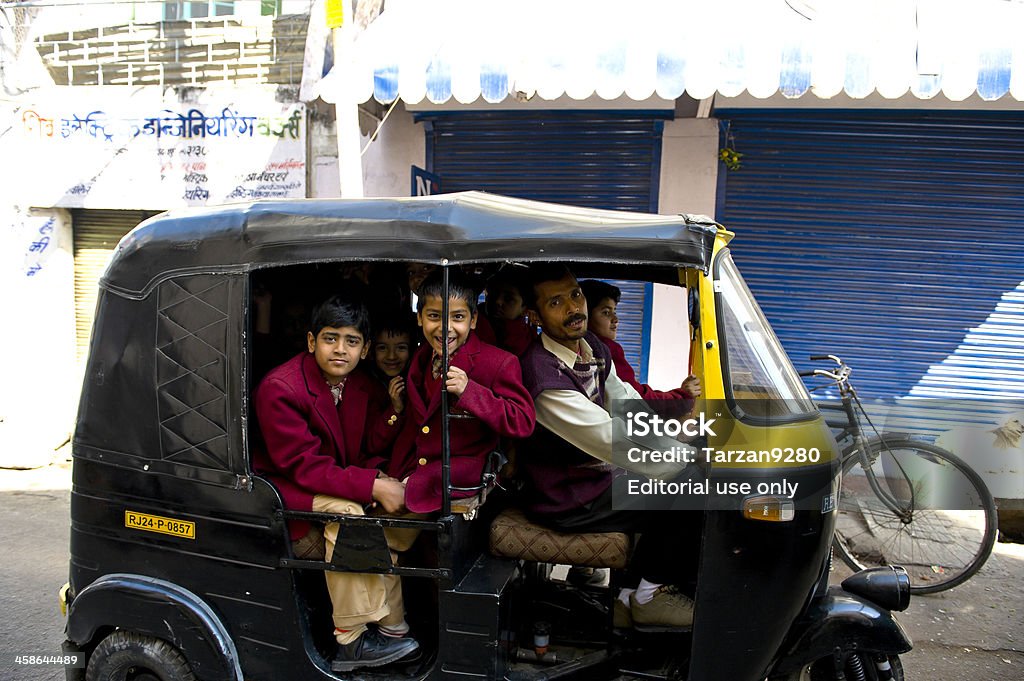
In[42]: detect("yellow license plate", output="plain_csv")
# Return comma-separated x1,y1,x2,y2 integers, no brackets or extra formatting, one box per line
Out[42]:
124,510,195,539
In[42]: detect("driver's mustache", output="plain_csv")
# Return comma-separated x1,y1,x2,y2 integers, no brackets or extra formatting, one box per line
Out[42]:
565,314,587,325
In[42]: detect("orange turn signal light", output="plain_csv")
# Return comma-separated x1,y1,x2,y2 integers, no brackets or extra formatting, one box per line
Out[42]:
742,495,795,522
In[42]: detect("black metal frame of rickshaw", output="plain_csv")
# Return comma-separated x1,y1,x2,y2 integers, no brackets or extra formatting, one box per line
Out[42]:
62,193,913,681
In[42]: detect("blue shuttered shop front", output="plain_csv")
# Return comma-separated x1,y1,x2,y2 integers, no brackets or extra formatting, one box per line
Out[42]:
420,112,667,380
716,111,1024,409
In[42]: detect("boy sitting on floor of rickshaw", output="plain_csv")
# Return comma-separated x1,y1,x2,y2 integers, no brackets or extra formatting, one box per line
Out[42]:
252,294,420,672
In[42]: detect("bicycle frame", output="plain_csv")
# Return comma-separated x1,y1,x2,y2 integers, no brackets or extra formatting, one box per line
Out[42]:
811,365,915,524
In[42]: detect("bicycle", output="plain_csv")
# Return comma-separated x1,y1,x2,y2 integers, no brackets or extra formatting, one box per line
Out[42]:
801,355,998,594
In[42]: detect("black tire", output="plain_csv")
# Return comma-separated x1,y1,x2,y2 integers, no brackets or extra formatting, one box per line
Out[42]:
85,631,196,681
833,436,998,594
775,653,904,681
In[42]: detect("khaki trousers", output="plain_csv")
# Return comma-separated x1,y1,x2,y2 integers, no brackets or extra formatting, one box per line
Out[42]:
309,495,424,644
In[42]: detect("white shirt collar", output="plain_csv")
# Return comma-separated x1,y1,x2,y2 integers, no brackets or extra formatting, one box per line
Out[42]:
540,332,594,368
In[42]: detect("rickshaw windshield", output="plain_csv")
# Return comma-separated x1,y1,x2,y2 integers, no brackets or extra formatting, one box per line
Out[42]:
715,250,815,421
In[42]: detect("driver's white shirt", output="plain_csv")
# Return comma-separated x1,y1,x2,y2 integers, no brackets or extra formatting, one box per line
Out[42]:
533,333,693,481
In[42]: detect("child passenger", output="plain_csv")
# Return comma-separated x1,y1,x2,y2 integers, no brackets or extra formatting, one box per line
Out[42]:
252,295,418,672
484,266,537,356
365,311,417,413
388,270,536,513
370,314,416,384
580,279,701,407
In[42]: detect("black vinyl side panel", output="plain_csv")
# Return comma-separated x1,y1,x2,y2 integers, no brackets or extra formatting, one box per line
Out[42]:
76,273,246,485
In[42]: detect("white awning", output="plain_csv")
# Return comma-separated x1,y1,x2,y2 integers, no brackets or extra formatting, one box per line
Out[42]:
315,0,1024,105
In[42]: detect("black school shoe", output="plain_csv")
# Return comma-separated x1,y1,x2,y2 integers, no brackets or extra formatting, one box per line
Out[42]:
331,628,420,672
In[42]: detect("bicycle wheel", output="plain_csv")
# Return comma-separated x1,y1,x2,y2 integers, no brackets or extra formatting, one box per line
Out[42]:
833,436,997,594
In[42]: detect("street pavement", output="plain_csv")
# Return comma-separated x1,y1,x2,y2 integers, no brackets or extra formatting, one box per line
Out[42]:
0,461,71,681
831,543,1024,680
0,459,1021,681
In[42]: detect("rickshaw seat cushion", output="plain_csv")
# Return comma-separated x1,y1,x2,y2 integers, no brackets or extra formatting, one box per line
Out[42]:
489,507,630,569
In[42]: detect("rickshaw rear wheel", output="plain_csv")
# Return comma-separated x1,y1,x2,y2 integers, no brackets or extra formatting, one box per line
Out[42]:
777,653,904,681
85,631,196,681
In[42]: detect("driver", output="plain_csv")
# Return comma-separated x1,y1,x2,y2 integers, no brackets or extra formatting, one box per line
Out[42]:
518,264,704,628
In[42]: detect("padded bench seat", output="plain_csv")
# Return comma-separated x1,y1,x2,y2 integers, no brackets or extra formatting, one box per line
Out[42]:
489,507,631,569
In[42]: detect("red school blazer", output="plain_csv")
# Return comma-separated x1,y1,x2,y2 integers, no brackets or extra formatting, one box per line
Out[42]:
388,333,536,513
253,352,403,539
599,335,695,408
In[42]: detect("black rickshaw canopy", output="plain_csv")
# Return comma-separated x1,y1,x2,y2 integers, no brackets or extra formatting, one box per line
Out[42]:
103,191,719,297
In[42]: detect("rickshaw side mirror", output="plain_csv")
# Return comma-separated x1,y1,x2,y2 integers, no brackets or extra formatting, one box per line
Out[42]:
688,287,700,331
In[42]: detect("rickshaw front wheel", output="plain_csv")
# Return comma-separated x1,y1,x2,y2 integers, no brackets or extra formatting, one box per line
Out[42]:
777,653,904,681
85,631,196,681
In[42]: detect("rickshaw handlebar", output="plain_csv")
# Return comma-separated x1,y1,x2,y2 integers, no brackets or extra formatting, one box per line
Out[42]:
809,354,842,363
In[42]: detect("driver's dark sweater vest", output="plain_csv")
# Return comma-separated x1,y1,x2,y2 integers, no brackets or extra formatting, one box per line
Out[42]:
518,332,617,515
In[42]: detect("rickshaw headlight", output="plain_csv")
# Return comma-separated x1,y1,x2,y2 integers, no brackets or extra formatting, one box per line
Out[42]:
741,495,795,522
841,566,911,612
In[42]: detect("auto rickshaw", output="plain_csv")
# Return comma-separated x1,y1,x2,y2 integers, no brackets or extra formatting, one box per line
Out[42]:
62,192,912,681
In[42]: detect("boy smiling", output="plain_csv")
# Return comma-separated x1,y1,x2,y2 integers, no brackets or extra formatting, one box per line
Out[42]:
253,295,418,672
363,313,417,420
388,270,535,513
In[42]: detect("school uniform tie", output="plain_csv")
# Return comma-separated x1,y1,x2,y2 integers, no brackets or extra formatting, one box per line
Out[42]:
327,377,347,405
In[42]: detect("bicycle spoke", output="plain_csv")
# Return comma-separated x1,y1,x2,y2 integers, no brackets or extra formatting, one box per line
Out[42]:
833,440,996,594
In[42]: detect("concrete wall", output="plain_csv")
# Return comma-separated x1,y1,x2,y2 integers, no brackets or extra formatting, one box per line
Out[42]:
0,208,75,468
310,105,425,198
360,106,425,197
309,107,341,197
658,118,720,218
647,118,719,390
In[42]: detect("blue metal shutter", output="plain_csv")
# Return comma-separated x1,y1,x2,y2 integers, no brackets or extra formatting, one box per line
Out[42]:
716,111,1024,406
421,112,665,380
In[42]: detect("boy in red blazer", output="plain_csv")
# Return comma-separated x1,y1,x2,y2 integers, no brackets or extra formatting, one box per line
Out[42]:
388,270,536,512
253,295,418,672
484,266,538,356
580,279,700,409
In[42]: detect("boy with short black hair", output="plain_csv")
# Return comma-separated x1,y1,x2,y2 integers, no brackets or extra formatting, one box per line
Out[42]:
484,266,537,356
579,279,700,407
387,270,536,512
253,294,418,672
364,311,417,421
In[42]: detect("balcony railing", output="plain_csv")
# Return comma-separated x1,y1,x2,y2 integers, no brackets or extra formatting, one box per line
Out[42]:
34,13,308,87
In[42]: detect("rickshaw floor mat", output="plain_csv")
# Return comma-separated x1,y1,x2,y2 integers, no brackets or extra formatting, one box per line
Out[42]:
614,641,689,681
628,624,693,634
613,661,687,681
